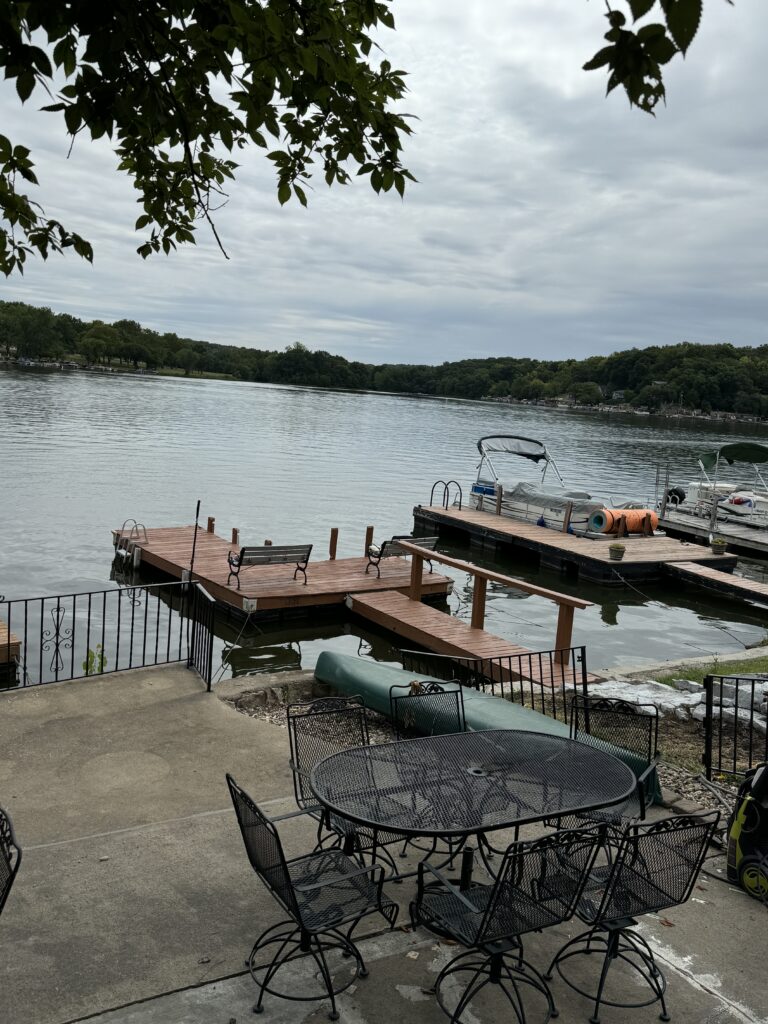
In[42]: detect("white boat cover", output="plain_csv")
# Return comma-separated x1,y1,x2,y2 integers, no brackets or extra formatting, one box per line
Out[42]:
502,481,605,514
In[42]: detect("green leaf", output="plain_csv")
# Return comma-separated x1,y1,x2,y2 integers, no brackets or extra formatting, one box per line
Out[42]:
64,105,82,135
277,181,291,205
583,46,615,72
629,0,656,19
16,74,35,103
665,0,702,54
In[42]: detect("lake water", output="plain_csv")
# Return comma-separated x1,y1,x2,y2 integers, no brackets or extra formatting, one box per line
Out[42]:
1,368,767,675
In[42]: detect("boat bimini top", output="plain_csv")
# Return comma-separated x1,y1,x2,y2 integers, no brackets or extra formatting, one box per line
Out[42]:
700,443,768,474
475,435,566,488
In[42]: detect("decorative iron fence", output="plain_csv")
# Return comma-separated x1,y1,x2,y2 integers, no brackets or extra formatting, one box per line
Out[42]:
400,645,588,723
703,674,768,780
0,580,215,692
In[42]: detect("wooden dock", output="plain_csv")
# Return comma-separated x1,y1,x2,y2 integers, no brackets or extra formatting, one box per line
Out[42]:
112,525,453,616
413,505,738,584
664,562,768,607
660,510,768,559
0,621,20,663
346,591,596,685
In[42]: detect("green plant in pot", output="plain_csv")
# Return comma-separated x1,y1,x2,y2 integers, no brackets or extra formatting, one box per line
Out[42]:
710,537,728,555
609,542,626,561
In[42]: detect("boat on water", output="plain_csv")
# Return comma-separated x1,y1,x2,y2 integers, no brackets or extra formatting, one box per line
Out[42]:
468,435,653,536
665,442,768,530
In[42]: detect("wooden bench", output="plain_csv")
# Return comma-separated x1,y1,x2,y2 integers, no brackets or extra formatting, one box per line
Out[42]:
226,544,312,589
365,535,439,579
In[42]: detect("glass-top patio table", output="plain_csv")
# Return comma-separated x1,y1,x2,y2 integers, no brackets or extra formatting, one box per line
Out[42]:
310,729,637,839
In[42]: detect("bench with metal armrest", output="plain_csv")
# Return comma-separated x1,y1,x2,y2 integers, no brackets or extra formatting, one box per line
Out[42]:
365,535,439,579
226,544,312,589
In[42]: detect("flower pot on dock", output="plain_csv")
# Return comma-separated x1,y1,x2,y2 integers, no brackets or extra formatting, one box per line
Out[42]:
711,539,728,555
608,543,626,562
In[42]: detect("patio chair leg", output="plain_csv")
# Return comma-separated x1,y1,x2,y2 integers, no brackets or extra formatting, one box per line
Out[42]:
309,936,340,1021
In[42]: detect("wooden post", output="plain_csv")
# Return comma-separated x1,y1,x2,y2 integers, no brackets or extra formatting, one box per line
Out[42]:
206,516,215,533
495,485,503,516
329,527,338,560
470,575,487,630
554,604,575,664
643,512,652,537
231,527,239,546
409,553,424,602
562,502,573,533
616,515,627,539
364,525,374,556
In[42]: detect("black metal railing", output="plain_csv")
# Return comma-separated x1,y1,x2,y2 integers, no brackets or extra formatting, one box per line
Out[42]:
0,580,215,692
703,674,768,780
189,584,215,691
400,645,588,724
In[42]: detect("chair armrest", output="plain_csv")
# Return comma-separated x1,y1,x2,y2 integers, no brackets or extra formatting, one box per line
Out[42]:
417,861,482,914
294,861,384,893
270,806,321,822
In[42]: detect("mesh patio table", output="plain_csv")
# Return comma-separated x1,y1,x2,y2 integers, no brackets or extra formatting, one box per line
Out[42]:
310,729,637,839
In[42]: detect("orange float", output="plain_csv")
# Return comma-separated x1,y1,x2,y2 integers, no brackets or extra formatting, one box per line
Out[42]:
587,508,659,534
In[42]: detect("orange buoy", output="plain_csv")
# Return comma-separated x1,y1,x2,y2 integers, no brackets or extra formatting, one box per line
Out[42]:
587,508,658,534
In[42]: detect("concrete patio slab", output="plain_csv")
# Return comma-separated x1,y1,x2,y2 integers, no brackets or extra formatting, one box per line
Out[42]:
1,664,766,1024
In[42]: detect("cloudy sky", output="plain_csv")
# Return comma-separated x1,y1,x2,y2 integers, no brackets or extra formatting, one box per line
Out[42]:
2,1,766,364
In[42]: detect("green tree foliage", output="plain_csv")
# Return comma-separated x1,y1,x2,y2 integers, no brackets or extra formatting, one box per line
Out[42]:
0,0,413,275
584,0,731,114
3,300,767,418
0,2,728,277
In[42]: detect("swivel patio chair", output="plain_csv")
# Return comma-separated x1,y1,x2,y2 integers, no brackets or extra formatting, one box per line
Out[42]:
0,805,22,919
548,695,660,840
286,695,404,873
226,774,398,1021
410,825,606,1024
546,811,720,1024
389,680,467,862
389,679,467,740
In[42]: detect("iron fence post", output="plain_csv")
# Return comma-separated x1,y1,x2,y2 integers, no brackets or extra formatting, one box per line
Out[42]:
703,675,713,780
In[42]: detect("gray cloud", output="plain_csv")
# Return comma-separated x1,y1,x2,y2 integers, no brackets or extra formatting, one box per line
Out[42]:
1,0,766,364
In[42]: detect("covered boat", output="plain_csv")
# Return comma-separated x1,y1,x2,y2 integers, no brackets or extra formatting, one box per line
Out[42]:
469,435,649,535
667,442,768,529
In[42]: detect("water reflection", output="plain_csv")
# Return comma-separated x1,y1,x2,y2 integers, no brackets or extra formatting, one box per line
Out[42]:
2,368,767,673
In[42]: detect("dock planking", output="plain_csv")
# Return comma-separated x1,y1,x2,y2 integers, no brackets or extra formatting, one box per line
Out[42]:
1,620,20,663
112,525,453,615
413,504,739,583
346,591,595,686
664,562,768,607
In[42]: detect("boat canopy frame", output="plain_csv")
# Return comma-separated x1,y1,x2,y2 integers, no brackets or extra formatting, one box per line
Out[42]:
475,435,566,489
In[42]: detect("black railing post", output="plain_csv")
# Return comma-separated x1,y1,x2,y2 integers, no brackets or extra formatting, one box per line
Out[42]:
703,675,714,780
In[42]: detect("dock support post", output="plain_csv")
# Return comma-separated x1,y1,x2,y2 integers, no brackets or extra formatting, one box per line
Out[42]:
329,528,338,560
554,604,574,664
470,576,487,630
409,554,424,602
207,516,215,534
364,525,374,556
495,485,503,516
562,502,573,534
231,527,239,546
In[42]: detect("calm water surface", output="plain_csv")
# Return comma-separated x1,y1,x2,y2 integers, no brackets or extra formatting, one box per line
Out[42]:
1,368,767,673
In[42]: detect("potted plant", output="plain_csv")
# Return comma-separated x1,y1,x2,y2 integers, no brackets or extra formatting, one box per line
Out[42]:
608,542,626,562
711,537,728,555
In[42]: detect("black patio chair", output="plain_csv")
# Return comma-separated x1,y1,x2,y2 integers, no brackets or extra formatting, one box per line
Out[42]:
0,805,22,919
547,695,660,839
226,774,398,1021
546,811,720,1024
286,695,403,873
410,825,606,1024
389,680,467,862
389,680,467,740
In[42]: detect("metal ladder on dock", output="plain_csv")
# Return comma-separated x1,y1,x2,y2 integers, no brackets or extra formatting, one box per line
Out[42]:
114,519,148,565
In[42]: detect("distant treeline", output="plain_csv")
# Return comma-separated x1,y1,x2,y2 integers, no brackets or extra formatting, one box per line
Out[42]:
2,299,767,415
